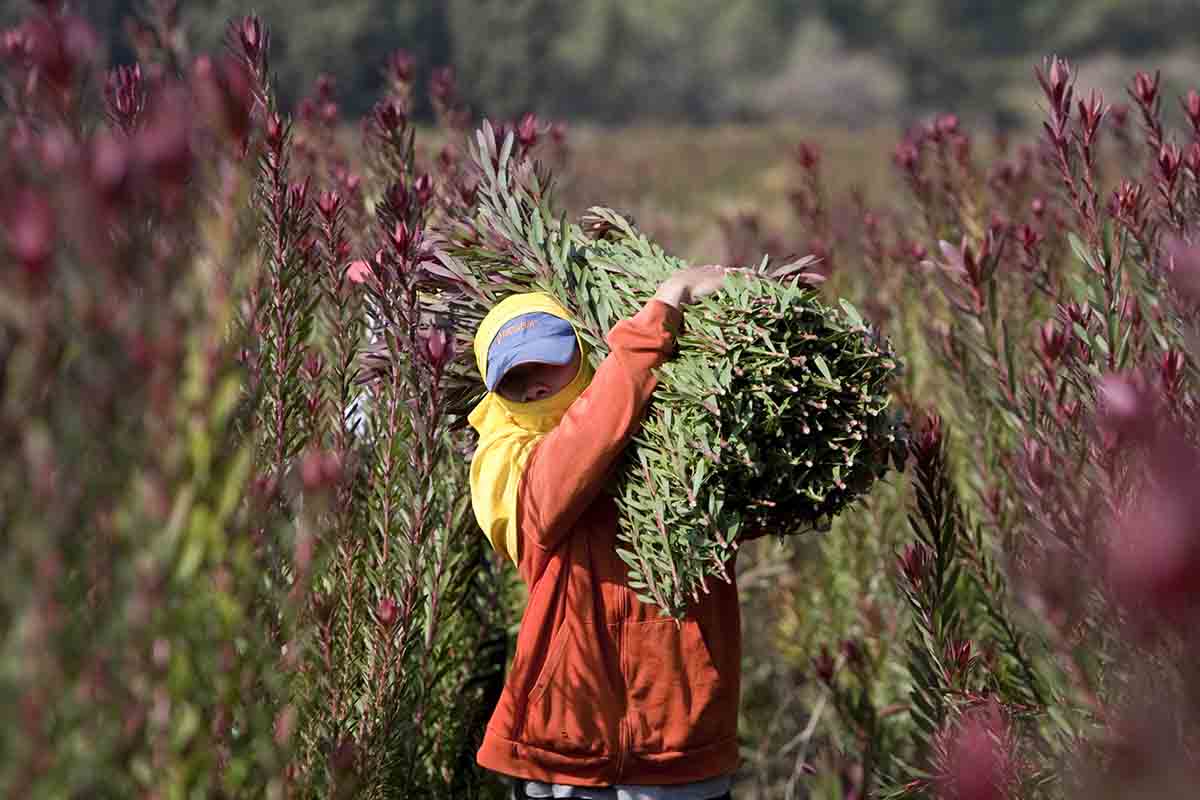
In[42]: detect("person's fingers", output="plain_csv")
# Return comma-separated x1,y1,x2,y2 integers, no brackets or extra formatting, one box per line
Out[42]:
692,277,727,298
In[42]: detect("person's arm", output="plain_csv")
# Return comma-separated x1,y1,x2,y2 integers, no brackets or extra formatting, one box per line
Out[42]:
517,299,680,555
517,266,734,557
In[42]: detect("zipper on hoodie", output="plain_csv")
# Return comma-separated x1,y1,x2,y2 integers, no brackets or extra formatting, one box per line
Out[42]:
614,582,632,781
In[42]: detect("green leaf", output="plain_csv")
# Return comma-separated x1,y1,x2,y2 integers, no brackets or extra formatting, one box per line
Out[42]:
615,548,640,566
1002,319,1018,412
1068,232,1095,271
839,298,864,329
813,354,833,382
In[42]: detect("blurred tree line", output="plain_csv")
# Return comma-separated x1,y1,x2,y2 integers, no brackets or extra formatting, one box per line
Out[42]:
36,0,1200,124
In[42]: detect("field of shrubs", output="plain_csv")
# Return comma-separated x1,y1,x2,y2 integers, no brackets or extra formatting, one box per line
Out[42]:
3,4,1200,798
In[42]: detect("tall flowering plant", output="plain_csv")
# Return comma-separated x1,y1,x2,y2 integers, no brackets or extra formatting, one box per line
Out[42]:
735,57,1200,798
0,5,528,798
0,5,294,795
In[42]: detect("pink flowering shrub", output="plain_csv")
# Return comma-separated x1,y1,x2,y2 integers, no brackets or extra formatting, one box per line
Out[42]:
0,4,569,797
729,57,1200,799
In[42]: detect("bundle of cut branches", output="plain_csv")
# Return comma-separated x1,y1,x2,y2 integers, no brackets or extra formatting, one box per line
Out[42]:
422,123,906,617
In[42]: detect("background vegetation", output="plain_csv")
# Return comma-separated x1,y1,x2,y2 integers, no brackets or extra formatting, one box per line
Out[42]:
9,0,1200,124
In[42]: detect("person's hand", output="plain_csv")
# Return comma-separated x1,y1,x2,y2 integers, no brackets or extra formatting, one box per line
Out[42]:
654,264,740,309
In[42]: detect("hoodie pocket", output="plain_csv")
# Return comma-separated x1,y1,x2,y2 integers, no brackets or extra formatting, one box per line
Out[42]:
623,618,734,754
520,623,616,756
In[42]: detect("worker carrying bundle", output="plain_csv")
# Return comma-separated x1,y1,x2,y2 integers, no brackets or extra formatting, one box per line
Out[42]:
429,122,906,619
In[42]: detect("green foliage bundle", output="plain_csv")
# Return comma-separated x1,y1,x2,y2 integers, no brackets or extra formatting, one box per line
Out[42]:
431,123,906,617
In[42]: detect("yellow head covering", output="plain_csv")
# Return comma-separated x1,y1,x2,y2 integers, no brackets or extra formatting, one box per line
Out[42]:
468,292,593,563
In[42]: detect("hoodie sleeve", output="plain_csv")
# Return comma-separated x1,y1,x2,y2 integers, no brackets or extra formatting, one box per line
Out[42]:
516,299,682,557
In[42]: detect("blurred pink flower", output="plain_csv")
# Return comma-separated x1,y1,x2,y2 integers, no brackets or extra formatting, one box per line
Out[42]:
300,447,342,492
132,85,192,189
1132,70,1160,109
1183,89,1200,133
795,141,820,171
25,13,98,89
423,327,453,371
936,700,1014,800
386,50,415,85
375,598,398,630
7,188,55,278
1096,373,1156,442
1106,433,1200,630
1163,234,1200,301
346,257,373,284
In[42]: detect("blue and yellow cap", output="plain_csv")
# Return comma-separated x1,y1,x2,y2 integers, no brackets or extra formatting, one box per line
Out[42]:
484,311,578,391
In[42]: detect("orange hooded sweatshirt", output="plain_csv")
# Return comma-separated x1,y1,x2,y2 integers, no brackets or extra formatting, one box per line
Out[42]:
473,298,744,787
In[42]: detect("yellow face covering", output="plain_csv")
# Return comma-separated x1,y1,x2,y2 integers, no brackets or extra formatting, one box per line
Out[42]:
468,292,593,563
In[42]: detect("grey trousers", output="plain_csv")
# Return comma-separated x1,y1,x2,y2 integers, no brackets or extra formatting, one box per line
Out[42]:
509,787,733,800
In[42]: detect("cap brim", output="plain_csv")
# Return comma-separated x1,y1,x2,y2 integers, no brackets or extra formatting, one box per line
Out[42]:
485,335,577,391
